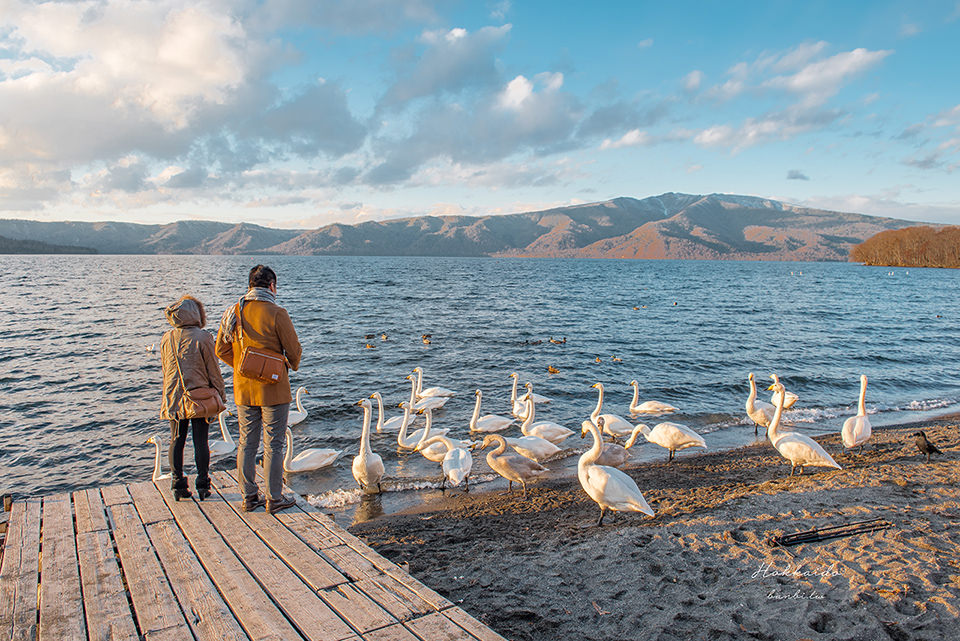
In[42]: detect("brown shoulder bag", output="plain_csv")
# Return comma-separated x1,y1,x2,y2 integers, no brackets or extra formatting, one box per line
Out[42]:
173,331,226,419
235,300,288,384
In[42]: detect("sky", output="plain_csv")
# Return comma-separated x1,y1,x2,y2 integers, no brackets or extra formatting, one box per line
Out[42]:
1,0,959,228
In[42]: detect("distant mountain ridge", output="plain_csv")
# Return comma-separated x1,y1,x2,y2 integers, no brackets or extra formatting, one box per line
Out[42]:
0,193,920,261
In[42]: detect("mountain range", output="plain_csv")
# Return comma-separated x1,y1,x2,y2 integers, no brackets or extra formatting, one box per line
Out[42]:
0,193,920,261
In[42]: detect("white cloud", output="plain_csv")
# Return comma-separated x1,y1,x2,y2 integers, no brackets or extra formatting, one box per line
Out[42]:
498,75,534,110
600,129,651,149
764,48,893,106
683,70,703,92
900,22,921,37
797,190,960,224
637,38,653,49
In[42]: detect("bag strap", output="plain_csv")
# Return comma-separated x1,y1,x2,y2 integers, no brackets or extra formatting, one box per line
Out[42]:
171,329,191,392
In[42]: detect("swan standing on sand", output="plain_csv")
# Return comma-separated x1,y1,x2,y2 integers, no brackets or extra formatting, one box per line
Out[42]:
412,367,456,400
370,392,416,433
209,410,237,459
628,380,678,414
288,386,309,426
420,434,473,489
406,374,449,412
579,419,654,525
768,374,799,410
508,373,532,419
469,389,515,433
480,434,547,496
590,382,635,440
520,396,574,445
283,428,341,472
767,383,841,476
746,373,776,435
841,374,872,454
352,399,384,493
580,417,644,468
634,421,707,462
147,435,172,481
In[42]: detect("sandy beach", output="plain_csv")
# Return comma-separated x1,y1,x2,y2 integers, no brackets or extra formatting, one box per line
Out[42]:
352,421,960,641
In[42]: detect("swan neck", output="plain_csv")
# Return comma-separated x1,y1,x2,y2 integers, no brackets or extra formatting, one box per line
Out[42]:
767,392,786,443
417,411,432,447
624,425,646,448
296,388,305,413
520,398,534,433
592,385,603,419
630,382,639,409
284,428,294,467
360,405,372,454
858,379,867,416
219,413,232,443
580,423,603,466
153,440,163,481
491,436,507,456
510,375,518,402
470,393,481,428
408,378,417,405
415,369,423,393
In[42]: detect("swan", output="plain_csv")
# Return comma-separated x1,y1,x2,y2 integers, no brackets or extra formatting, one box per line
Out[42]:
768,374,799,409
508,373,531,419
580,418,645,468
841,374,872,453
406,375,449,412
352,399,384,493
397,402,449,450
469,389,515,433
412,367,456,400
746,373,776,435
288,386,309,426
579,418,654,525
370,392,416,433
504,434,561,462
635,421,707,462
416,409,474,462
146,435,171,481
209,410,237,459
590,382,635,440
283,427,341,473
628,380,678,414
480,434,547,496
523,381,552,405
520,396,574,445
420,434,473,489
767,383,841,476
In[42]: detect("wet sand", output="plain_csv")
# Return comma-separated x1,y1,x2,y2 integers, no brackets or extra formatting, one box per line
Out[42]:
351,421,960,641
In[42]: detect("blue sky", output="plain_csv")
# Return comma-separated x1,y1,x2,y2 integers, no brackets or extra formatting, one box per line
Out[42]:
1,0,959,227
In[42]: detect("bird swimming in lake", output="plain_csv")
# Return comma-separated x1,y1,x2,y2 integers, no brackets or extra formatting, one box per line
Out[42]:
746,373,775,435
913,431,941,462
352,399,384,493
768,374,798,409
369,393,415,433
288,386,309,426
469,389,515,433
628,380,678,415
365,343,376,349
595,356,602,364
611,356,622,363
841,374,872,454
520,396,574,445
381,333,388,341
209,410,237,459
547,365,560,374
413,366,456,400
767,383,841,477
480,434,548,496
283,427,341,473
578,418,654,525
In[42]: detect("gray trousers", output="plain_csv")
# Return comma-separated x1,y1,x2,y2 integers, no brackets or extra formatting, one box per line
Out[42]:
237,403,289,503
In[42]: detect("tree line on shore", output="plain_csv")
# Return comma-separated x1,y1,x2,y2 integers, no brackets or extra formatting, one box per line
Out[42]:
850,225,960,268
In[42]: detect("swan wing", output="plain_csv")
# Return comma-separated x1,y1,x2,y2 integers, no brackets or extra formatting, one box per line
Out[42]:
473,414,515,433
528,422,574,445
288,410,308,427
600,414,635,437
651,422,707,450
584,465,654,515
776,435,841,469
419,386,456,398
841,415,871,448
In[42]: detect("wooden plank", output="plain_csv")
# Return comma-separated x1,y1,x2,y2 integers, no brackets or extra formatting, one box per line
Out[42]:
275,511,343,549
145,519,247,641
100,485,133,507
38,495,86,641
108,501,192,640
154,481,307,641
352,577,433,622
128,482,172,525
362,624,422,641
404,612,477,641
194,497,357,641
442,608,508,641
0,499,42,641
76,530,139,641
72,489,108,534
317,582,395,635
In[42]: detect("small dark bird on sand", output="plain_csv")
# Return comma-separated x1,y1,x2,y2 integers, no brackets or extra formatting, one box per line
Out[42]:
913,431,941,462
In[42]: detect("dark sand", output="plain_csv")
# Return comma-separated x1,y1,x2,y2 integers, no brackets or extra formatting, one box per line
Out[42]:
351,422,960,641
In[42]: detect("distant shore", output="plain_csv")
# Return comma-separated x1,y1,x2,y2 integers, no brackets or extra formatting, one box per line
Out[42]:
352,420,959,641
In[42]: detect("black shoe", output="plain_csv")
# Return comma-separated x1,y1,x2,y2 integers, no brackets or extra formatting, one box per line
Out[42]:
173,488,193,501
197,489,211,501
241,494,266,512
266,495,297,514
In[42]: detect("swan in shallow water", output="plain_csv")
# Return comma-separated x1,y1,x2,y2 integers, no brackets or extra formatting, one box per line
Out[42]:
628,380,678,414
579,418,654,525
397,401,449,450
580,418,645,468
208,410,237,459
406,375,449,412
767,383,841,476
288,387,309,426
635,421,707,462
505,434,561,462
480,434,547,496
370,392,416,433
768,374,798,409
841,374,872,453
508,373,532,419
412,366,456,400
590,382,635,440
352,399,384,493
520,396,574,445
283,427,341,473
469,389,515,433
523,381,552,405
416,409,474,461
746,373,775,435
420,434,473,489
147,434,172,481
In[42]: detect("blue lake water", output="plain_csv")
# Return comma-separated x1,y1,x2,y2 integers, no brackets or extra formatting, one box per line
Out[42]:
2,255,958,526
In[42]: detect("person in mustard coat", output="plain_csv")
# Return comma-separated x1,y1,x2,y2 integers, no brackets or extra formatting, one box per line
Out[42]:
216,265,302,514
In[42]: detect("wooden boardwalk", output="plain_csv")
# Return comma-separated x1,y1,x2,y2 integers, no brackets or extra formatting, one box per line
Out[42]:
0,470,506,641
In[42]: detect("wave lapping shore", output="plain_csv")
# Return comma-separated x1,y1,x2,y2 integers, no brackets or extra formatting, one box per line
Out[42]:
353,422,960,641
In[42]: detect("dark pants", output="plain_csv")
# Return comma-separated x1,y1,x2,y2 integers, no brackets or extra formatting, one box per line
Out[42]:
169,418,210,491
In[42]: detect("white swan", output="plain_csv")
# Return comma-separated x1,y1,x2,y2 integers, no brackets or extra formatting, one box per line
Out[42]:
397,402,449,450
508,372,532,419
590,382,635,440
635,421,707,462
580,418,645,468
480,434,547,496
288,386,309,426
520,396,574,445
579,418,654,525
146,434,171,481
208,410,237,459
469,389,515,433
412,366,456,400
406,374,449,412
352,399,384,493
505,434,561,462
768,374,799,409
416,409,473,461
628,380,678,414
421,434,473,489
841,374,872,453
370,392,416,433
746,373,776,435
523,381,552,405
767,383,841,476
283,427,341,473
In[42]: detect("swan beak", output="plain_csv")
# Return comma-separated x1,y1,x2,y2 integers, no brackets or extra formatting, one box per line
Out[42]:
766,384,775,390
591,383,599,389
356,400,364,406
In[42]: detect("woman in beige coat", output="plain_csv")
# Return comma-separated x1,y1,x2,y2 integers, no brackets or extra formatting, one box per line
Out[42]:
160,295,226,500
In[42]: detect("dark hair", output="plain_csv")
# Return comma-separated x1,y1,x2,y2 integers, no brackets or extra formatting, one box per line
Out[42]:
249,265,277,289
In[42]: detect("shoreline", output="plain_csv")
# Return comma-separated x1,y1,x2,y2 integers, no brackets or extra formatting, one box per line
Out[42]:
350,419,959,641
